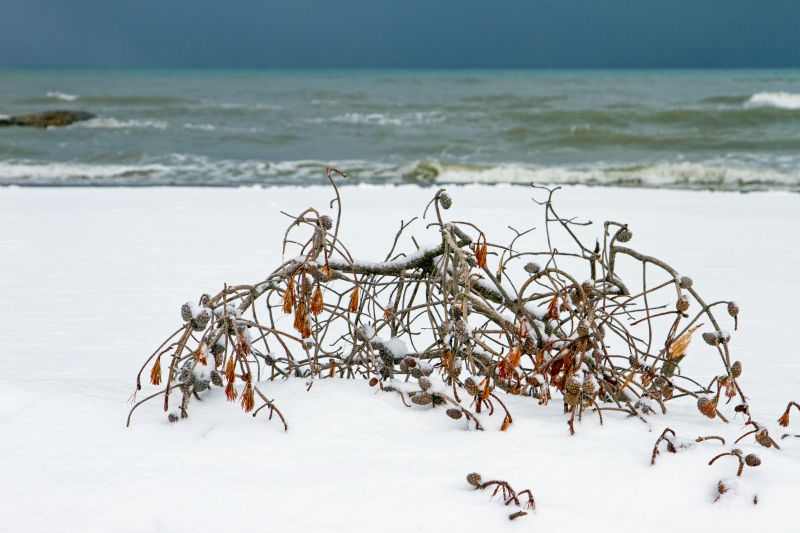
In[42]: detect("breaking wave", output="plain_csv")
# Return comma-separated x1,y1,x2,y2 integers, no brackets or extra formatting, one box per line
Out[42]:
1,156,798,191
76,117,169,130
46,91,79,102
745,92,800,110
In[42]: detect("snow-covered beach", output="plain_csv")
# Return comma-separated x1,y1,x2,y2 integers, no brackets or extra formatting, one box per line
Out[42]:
2,184,799,532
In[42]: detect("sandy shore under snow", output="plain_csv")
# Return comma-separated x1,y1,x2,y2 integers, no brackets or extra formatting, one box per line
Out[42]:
1,184,799,532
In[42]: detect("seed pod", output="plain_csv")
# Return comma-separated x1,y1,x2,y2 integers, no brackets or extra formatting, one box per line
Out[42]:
564,392,579,406
210,343,225,356
523,337,536,355
678,276,693,289
411,392,433,406
418,376,432,391
403,356,417,369
662,383,675,400
755,428,773,448
577,321,590,337
524,262,541,274
446,408,463,420
181,303,193,322
168,413,180,423
193,378,210,393
438,192,452,210
210,369,224,387
676,296,690,313
580,280,593,294
410,367,423,379
464,377,479,396
582,379,597,398
745,454,761,467
319,215,333,230
697,397,717,418
727,301,739,317
702,332,719,346
432,393,446,406
194,310,211,329
466,472,482,488
369,377,379,387
731,361,742,378
617,228,633,243
565,376,581,395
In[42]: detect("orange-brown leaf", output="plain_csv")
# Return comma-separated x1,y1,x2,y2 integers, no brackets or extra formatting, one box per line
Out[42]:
225,379,237,401
311,285,324,315
282,277,295,314
149,356,162,386
349,285,360,313
668,324,702,361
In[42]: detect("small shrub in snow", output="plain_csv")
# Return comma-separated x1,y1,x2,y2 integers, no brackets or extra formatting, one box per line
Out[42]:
130,176,755,441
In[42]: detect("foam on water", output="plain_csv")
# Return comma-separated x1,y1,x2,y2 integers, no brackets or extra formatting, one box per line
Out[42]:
1,156,798,190
46,91,79,102
77,117,169,129
745,92,800,110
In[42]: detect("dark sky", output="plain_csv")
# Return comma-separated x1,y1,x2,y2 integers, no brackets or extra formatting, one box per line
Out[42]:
1,0,798,68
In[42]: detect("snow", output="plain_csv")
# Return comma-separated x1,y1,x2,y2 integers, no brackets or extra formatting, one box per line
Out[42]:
1,184,799,532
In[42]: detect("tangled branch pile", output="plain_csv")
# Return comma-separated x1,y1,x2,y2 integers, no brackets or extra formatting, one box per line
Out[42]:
129,172,748,435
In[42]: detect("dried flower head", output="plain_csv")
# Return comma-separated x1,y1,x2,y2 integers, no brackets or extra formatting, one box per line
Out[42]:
565,376,581,396
438,192,452,210
731,360,742,379
319,214,333,230
697,397,717,418
411,392,433,406
678,276,693,289
464,377,479,396
466,472,482,488
617,228,633,243
418,376,432,391
745,454,761,467
446,408,463,420
727,301,739,317
755,428,773,448
524,262,541,274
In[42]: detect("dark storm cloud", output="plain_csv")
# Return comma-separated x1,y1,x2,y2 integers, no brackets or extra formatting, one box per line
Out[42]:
0,0,798,68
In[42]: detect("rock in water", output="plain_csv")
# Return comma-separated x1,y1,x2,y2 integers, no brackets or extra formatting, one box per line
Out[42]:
0,110,95,128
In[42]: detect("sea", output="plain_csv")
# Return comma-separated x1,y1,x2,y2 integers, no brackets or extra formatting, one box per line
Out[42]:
1,69,799,190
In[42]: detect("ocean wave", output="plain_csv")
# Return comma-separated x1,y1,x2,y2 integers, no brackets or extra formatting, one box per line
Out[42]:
80,95,191,106
745,92,800,110
306,111,445,126
406,161,800,190
46,91,79,102
76,117,169,130
1,156,799,191
183,123,216,131
0,161,170,182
